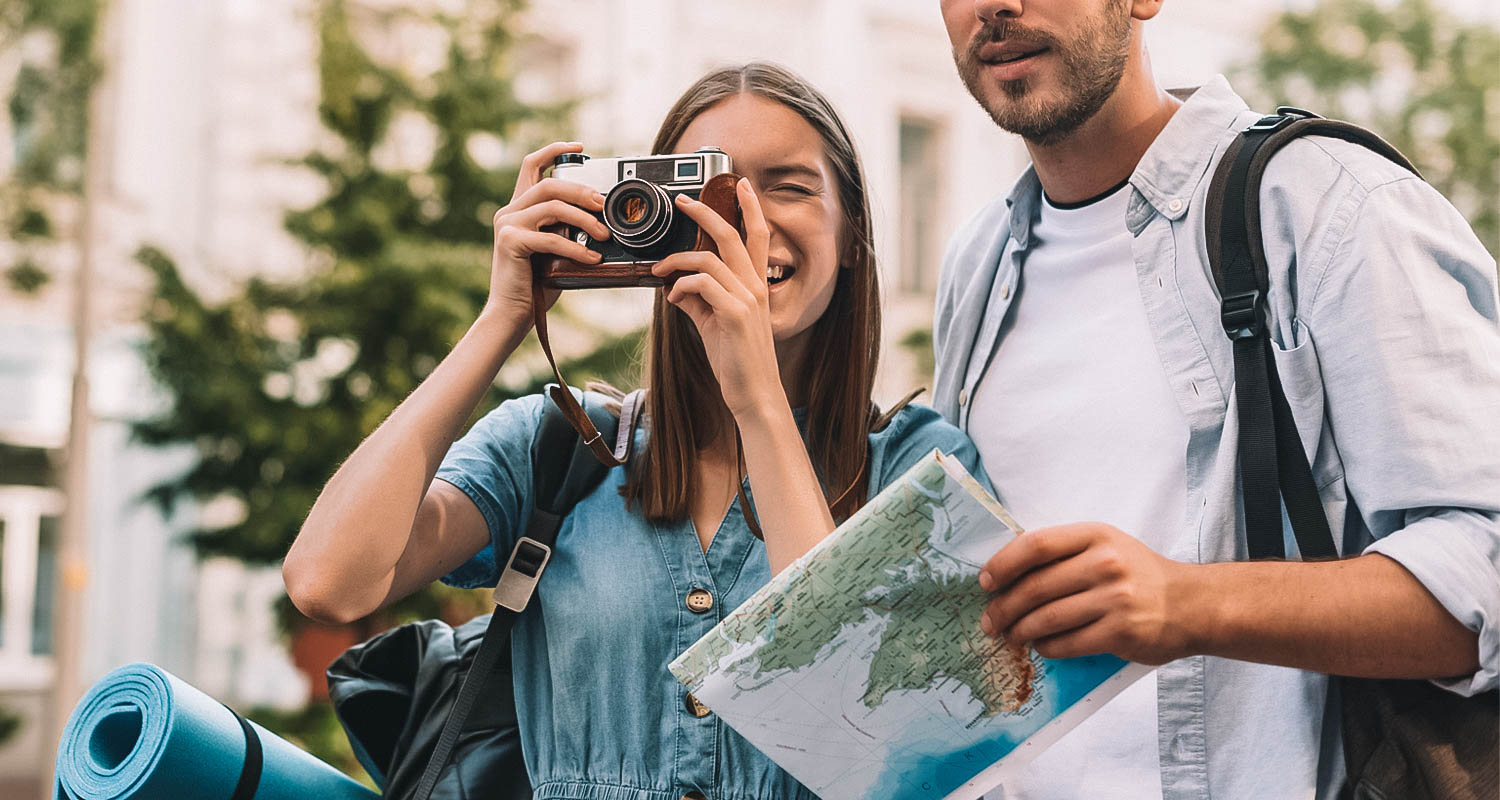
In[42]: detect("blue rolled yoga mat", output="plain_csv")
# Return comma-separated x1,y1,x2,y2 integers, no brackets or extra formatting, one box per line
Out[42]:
55,662,378,800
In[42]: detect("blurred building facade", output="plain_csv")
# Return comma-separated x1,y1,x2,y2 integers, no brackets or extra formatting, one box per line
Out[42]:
7,0,1476,793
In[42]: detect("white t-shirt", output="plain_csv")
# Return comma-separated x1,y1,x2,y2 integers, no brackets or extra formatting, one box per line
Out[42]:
970,183,1188,800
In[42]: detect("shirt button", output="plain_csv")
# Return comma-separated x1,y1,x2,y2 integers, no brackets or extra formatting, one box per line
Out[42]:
958,388,969,406
682,792,708,800
1168,198,1184,213
684,691,712,718
685,588,714,614
999,281,1011,300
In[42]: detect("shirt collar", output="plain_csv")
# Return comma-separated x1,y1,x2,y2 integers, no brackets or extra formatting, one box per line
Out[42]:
1128,75,1250,227
1004,168,1042,249
1003,74,1251,243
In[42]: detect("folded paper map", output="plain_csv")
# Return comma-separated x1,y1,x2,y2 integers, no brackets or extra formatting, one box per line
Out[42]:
669,449,1151,800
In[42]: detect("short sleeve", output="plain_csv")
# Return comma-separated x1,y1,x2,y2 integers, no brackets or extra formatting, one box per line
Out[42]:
868,403,994,496
434,393,546,588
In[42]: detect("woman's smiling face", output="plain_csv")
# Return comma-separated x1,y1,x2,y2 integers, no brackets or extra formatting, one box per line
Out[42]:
673,93,846,349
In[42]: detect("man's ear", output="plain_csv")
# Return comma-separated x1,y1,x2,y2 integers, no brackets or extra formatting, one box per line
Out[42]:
1131,0,1166,23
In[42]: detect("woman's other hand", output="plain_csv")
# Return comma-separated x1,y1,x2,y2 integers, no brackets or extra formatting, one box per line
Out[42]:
486,142,612,324
652,178,782,418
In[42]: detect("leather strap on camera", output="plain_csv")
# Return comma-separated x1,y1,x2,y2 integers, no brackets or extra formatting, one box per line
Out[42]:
530,286,629,466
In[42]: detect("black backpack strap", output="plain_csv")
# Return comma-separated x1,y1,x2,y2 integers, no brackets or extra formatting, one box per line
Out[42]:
410,387,643,800
1206,107,1417,561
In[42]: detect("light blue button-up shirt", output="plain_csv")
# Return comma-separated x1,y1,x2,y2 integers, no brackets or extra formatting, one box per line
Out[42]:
933,76,1500,799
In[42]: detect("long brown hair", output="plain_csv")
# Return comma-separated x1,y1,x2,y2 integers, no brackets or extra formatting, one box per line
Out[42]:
621,62,882,525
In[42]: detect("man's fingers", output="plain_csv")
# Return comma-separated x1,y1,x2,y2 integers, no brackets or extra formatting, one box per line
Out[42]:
982,559,1097,633
980,523,1102,591
994,589,1107,645
1030,618,1115,661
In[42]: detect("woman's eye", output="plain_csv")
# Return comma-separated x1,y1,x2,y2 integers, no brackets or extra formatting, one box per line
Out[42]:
773,184,816,196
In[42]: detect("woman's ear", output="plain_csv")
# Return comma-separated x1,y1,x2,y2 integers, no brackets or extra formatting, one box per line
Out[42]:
840,237,859,269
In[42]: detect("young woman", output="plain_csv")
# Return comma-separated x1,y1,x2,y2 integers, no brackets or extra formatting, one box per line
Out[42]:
284,62,984,800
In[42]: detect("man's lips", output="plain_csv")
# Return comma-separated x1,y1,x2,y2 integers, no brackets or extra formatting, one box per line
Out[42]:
977,41,1050,65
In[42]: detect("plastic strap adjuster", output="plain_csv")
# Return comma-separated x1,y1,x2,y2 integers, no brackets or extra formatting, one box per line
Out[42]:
1246,106,1320,134
1221,289,1264,340
493,537,552,612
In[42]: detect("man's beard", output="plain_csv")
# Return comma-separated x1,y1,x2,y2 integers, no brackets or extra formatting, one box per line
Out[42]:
954,6,1132,145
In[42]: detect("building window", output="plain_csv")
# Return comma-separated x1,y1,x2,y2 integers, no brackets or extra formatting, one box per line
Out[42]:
898,116,944,294
0,486,64,685
31,514,57,655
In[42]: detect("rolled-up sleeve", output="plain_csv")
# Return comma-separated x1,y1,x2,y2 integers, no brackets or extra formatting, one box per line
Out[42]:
433,393,545,589
1305,175,1500,694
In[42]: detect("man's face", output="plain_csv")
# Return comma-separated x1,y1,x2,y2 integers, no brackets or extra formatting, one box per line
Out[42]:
942,0,1134,145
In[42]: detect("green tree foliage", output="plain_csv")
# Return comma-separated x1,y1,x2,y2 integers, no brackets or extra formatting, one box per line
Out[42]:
1237,0,1499,256
0,0,100,294
133,0,643,574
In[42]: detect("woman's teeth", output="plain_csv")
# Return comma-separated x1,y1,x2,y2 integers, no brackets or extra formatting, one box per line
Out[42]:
767,264,794,284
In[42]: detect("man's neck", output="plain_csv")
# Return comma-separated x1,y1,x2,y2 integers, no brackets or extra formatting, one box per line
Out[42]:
1027,64,1182,206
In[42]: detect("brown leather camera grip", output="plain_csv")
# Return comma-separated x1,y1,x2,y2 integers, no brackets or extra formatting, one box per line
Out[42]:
533,171,744,290
691,171,746,257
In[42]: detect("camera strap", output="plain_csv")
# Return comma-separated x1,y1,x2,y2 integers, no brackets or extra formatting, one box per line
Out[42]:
529,290,636,467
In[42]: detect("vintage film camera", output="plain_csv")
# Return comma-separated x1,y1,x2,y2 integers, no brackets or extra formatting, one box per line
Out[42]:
536,147,743,289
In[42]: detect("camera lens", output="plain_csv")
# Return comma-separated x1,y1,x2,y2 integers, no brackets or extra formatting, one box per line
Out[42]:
603,178,673,250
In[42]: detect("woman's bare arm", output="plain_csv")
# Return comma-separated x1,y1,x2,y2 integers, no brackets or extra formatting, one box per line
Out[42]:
283,141,611,624
282,311,530,623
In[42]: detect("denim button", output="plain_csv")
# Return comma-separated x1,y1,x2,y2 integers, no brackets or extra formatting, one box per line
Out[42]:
684,691,712,718
686,588,714,614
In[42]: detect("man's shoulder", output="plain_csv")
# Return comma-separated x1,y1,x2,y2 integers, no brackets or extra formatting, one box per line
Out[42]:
1256,131,1420,199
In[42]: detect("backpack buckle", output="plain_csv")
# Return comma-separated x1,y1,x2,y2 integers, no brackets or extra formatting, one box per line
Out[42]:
493,537,552,612
1221,290,1264,341
1247,106,1321,134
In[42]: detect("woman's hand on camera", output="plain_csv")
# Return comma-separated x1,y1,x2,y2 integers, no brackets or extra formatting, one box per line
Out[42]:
652,178,782,418
485,142,611,326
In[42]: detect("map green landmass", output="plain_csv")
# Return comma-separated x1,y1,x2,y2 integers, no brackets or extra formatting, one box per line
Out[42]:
673,457,1034,718
862,568,1033,716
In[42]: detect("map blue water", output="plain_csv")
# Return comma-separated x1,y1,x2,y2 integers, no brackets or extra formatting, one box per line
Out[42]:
866,653,1130,799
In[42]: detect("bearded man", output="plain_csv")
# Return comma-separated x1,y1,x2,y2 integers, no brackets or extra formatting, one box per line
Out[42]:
931,1,1499,798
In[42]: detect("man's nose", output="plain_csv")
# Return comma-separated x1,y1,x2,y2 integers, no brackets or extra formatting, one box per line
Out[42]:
973,0,1023,23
